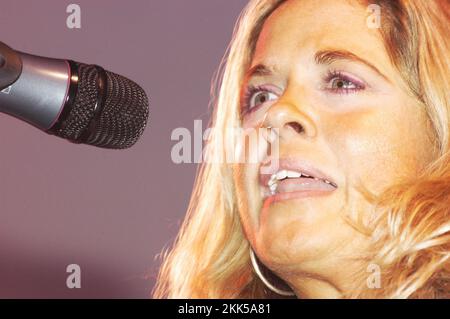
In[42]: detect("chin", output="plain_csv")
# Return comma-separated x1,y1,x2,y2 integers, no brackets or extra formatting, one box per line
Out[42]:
254,207,345,272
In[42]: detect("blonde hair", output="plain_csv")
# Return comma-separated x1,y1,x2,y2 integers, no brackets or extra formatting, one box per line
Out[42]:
153,0,450,298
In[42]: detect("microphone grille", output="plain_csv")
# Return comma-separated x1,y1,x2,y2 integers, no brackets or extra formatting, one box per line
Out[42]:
50,62,149,149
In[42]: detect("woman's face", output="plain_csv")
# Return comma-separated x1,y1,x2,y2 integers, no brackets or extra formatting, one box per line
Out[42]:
233,0,434,294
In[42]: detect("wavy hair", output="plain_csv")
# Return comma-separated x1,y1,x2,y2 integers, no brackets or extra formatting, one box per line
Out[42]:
153,0,450,298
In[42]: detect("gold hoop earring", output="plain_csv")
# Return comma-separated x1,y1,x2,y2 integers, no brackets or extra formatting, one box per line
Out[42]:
249,247,296,297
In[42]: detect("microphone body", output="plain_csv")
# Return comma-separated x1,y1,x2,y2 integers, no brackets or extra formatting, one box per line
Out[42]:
0,43,149,149
0,52,70,131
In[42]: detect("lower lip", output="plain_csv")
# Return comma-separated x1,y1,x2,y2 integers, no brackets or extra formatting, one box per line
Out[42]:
261,178,337,204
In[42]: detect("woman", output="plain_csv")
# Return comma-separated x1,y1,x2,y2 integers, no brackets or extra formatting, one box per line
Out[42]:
153,0,450,298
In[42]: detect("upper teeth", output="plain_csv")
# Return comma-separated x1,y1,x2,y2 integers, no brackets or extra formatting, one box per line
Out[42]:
267,169,334,194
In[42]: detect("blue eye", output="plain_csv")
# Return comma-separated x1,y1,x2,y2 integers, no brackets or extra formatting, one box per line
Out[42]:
330,78,357,90
242,85,278,113
325,70,365,94
249,91,277,107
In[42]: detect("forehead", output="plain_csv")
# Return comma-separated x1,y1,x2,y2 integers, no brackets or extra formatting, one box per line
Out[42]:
251,0,387,71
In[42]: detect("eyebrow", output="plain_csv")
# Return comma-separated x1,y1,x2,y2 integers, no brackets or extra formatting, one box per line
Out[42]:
245,49,389,82
314,49,389,81
244,64,276,79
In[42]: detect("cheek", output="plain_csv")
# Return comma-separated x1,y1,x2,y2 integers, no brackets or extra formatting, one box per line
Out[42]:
325,108,428,194
233,161,261,244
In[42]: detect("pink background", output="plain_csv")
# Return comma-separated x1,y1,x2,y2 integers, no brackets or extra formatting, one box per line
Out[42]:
0,0,246,298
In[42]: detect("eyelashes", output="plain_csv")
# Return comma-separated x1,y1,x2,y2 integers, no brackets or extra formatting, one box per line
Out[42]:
323,70,366,94
241,84,277,115
241,70,366,114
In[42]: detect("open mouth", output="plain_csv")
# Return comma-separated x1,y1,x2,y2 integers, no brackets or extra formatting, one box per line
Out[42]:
267,169,337,193
259,159,338,200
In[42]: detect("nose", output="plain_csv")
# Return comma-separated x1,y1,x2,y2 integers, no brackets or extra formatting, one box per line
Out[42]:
262,98,317,141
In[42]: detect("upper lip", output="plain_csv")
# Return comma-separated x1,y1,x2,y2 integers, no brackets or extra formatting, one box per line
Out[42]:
259,157,338,188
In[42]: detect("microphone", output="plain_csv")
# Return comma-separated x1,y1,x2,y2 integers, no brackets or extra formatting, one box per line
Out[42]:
0,41,149,149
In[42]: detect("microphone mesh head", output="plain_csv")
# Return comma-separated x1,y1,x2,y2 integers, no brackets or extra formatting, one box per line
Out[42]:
51,62,149,149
